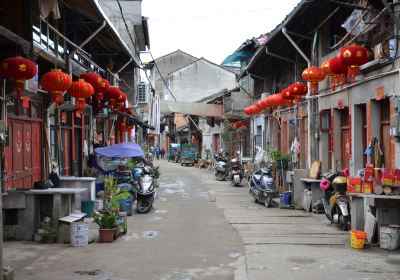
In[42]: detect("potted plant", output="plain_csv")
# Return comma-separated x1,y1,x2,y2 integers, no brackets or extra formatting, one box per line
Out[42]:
268,150,290,170
42,228,57,243
93,210,117,243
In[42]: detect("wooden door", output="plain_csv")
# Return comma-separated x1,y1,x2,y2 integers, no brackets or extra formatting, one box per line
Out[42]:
7,120,41,189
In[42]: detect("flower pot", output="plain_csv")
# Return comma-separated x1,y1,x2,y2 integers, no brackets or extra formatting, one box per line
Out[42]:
33,233,43,242
99,228,116,243
43,234,57,244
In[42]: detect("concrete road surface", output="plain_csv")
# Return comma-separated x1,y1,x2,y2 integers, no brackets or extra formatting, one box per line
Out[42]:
3,160,400,280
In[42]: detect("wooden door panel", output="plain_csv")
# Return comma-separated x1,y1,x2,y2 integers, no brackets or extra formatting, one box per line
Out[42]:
12,122,24,188
33,122,41,181
23,123,33,188
341,129,350,169
382,124,390,168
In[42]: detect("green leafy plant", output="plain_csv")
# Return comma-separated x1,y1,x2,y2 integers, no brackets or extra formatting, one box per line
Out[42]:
41,227,57,236
268,150,283,161
128,158,139,169
108,191,131,213
93,211,117,229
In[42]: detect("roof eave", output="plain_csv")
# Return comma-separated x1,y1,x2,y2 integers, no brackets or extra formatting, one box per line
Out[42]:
92,0,141,67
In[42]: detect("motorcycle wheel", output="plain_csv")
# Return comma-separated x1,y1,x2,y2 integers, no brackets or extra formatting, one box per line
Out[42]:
217,173,225,181
264,194,273,208
339,214,351,231
137,198,152,214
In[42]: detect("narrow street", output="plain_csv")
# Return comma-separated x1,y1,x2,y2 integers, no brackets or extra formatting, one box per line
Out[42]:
4,160,400,280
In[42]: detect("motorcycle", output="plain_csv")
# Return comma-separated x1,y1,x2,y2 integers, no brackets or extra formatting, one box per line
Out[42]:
132,164,157,214
213,152,229,181
229,153,243,186
249,167,276,207
320,169,350,231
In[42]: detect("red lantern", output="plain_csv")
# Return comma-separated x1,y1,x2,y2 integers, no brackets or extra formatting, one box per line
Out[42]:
302,67,326,95
287,83,308,96
248,105,261,115
1,56,37,93
338,45,369,83
40,69,72,106
281,88,293,100
329,57,348,90
321,59,336,92
260,97,270,108
67,79,94,110
79,72,102,92
256,99,265,110
244,107,251,115
104,86,122,110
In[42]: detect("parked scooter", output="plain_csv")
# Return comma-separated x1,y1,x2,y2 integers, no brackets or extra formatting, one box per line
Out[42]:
213,150,229,181
320,169,350,231
249,167,276,207
132,164,157,213
229,152,243,186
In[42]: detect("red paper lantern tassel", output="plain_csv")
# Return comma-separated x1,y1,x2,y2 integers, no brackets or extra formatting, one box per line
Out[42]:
331,75,336,92
50,91,64,106
310,82,318,95
76,98,86,111
348,66,360,83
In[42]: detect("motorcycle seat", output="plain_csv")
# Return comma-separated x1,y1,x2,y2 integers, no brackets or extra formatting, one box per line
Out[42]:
261,167,272,175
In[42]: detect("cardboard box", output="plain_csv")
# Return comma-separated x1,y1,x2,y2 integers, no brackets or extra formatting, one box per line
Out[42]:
362,181,374,194
347,177,362,193
364,164,374,182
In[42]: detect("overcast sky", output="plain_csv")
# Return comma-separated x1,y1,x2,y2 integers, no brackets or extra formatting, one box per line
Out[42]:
141,0,300,64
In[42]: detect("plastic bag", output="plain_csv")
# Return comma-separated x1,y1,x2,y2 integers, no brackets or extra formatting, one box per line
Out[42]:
341,8,377,36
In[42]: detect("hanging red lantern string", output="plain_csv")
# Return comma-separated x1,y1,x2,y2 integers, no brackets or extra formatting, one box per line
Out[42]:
302,67,326,95
67,79,94,111
338,45,369,83
0,56,37,97
40,69,72,106
329,56,348,90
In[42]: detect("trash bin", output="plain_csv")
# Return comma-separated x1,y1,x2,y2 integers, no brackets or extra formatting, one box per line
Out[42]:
81,200,95,217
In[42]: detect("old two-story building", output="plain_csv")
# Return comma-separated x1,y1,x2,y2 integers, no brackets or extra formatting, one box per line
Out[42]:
0,0,149,184
143,50,199,148
0,0,149,242
239,0,400,231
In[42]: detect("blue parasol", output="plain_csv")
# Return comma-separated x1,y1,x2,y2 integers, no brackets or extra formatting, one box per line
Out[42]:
95,141,144,158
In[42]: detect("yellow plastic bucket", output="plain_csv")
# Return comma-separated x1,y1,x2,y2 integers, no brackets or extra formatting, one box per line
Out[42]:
350,230,367,249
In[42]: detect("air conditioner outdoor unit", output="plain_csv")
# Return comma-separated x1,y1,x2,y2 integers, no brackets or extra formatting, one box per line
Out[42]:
137,81,149,104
